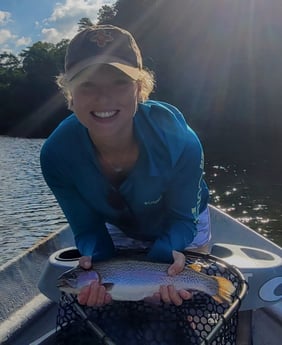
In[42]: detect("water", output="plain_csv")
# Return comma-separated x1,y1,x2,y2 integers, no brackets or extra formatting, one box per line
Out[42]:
0,136,281,267
0,136,66,266
206,162,282,247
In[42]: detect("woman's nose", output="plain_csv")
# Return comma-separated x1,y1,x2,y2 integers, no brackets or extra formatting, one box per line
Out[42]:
93,85,112,102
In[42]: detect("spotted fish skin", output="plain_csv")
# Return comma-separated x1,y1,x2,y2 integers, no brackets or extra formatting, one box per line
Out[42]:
57,259,235,304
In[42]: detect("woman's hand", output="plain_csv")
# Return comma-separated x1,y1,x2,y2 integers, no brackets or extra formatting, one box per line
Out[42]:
161,250,193,305
77,256,112,307
145,250,193,306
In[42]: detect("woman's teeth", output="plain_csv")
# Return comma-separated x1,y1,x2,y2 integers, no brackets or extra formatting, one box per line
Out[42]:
92,111,117,118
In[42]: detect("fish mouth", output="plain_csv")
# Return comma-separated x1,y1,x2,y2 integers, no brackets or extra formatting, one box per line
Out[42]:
90,110,119,119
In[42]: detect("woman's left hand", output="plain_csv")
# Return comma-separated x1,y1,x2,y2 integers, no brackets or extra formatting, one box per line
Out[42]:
145,250,193,306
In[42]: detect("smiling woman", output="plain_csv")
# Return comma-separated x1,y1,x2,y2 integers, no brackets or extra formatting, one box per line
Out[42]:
69,65,140,131
40,24,210,320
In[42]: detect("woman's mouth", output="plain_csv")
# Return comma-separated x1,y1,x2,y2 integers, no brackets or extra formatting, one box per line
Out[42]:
90,111,118,119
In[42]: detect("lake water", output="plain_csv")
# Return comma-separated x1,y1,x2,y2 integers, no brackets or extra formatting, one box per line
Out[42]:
0,136,281,267
0,136,66,266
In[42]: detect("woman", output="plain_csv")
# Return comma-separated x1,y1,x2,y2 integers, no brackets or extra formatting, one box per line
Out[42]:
40,25,210,308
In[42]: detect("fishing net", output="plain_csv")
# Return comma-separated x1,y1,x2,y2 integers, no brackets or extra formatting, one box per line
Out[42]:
55,250,248,345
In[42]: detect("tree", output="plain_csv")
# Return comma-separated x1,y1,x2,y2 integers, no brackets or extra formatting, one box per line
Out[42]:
97,5,117,24
0,52,21,70
53,39,69,73
1,0,282,147
0,40,69,137
0,52,24,87
20,42,58,81
78,17,94,31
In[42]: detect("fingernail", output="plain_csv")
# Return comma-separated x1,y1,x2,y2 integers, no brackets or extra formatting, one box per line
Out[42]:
184,291,193,299
84,260,91,268
105,294,112,304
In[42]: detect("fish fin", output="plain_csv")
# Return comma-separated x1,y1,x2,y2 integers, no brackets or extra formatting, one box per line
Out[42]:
102,283,114,291
211,276,236,304
186,263,202,272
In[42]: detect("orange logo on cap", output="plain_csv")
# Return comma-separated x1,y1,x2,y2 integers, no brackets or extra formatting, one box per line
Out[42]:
90,30,114,47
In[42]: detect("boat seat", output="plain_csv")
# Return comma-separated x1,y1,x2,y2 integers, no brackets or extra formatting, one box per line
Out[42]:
211,243,282,310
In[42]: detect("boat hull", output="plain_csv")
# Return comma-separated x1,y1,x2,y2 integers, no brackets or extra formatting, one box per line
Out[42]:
0,205,281,345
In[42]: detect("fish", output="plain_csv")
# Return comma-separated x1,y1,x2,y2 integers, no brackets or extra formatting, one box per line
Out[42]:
57,259,236,304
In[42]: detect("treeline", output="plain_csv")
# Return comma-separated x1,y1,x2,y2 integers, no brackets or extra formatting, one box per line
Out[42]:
1,0,282,162
0,40,69,137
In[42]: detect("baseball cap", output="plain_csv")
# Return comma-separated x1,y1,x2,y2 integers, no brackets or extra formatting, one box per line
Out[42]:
65,25,143,81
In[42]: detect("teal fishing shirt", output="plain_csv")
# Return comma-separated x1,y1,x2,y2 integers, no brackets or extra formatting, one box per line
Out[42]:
40,100,209,263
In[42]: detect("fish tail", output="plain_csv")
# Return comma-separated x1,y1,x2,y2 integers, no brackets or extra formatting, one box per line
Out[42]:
211,276,236,304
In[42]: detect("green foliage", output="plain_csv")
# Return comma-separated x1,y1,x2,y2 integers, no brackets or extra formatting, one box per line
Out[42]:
0,39,69,137
20,42,59,82
97,5,117,24
0,52,21,70
78,17,94,31
0,53,24,88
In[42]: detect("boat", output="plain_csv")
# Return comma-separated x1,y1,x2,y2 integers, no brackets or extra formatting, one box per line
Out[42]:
0,204,281,345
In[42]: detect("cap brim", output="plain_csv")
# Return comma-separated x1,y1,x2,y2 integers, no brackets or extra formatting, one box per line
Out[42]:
66,56,141,81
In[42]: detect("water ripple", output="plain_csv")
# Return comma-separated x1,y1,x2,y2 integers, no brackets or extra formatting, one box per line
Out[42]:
0,136,66,266
1,137,281,266
207,163,282,247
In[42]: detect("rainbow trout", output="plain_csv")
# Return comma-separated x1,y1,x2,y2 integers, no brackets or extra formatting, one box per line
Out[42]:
57,259,235,304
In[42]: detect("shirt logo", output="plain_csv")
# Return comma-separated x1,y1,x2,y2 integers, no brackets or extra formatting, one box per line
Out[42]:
144,195,162,206
90,30,114,47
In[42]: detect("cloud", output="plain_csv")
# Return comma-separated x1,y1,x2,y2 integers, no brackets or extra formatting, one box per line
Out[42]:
0,29,17,53
41,0,114,43
0,29,15,44
41,27,69,44
0,29,30,48
48,0,111,22
0,11,12,26
0,11,30,53
16,36,32,47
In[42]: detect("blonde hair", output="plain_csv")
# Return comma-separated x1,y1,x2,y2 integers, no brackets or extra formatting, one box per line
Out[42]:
56,67,155,109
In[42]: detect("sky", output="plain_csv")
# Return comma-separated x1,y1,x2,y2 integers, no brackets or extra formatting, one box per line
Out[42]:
0,0,115,55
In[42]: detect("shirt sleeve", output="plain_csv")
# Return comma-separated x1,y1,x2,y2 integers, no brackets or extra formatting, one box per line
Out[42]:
147,137,206,263
40,146,115,261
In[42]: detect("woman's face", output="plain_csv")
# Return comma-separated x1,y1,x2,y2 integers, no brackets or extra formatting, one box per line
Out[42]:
70,65,140,139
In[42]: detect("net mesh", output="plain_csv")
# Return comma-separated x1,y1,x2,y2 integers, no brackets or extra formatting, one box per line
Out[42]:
55,251,247,345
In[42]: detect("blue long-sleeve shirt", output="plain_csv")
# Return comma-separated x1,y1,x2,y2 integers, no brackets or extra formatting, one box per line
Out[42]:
40,100,209,263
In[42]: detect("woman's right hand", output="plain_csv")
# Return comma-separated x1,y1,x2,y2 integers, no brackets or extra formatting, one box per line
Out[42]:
77,256,112,307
